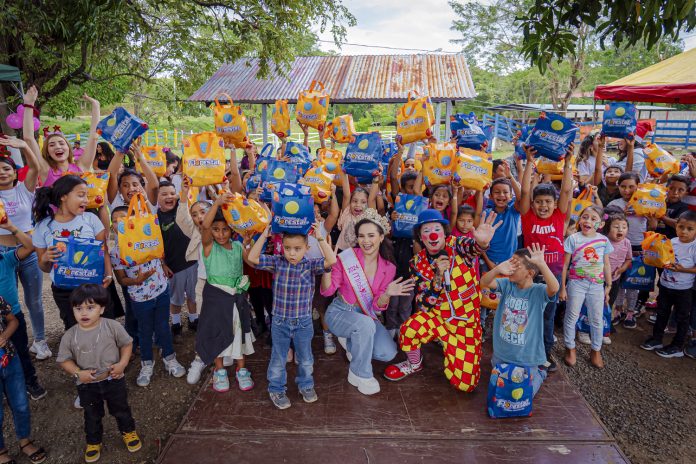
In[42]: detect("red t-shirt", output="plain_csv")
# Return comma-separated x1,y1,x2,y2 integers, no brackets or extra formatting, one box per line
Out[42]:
522,208,566,275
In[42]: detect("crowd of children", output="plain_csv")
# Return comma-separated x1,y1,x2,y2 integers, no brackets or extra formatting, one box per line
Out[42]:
0,85,695,462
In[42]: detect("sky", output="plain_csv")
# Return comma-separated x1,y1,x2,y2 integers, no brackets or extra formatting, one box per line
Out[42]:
317,0,696,56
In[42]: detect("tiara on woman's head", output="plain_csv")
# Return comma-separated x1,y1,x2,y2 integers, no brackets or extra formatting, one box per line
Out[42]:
42,125,63,137
355,208,391,235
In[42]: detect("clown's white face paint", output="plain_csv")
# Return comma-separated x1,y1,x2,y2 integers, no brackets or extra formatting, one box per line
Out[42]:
420,223,446,254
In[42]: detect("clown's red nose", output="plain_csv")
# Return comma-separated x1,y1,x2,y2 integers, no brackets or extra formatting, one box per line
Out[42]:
429,233,439,241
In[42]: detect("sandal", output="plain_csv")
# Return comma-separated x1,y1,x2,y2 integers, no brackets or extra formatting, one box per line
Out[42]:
0,449,17,464
19,441,46,464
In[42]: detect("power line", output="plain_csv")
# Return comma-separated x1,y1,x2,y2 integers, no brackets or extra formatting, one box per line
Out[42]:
317,39,460,54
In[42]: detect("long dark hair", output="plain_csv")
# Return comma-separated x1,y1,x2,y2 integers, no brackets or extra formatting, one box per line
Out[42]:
354,218,394,262
33,175,87,223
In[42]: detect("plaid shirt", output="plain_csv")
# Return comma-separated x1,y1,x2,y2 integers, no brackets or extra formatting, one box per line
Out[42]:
257,254,327,318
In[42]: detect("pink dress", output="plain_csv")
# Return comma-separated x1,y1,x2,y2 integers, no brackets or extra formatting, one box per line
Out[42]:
43,163,81,187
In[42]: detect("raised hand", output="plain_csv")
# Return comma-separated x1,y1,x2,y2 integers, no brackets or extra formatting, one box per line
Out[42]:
496,259,518,276
473,210,501,247
385,277,415,297
82,94,99,106
0,135,28,149
23,85,38,106
525,243,547,267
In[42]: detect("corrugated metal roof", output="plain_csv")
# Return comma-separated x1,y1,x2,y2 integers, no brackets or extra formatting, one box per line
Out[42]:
189,54,476,104
485,103,674,112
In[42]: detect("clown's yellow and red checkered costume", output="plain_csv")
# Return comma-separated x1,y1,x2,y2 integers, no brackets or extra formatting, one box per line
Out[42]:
399,235,485,391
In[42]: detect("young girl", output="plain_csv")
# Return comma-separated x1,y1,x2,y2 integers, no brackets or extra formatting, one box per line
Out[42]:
560,205,613,369
335,170,372,252
602,213,633,327
195,191,255,392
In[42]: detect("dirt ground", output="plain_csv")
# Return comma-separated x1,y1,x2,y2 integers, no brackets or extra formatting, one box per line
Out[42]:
6,282,696,463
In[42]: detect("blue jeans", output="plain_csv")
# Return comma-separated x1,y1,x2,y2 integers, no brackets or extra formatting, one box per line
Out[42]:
130,289,174,362
325,297,397,379
542,272,561,356
0,356,31,449
120,286,139,348
491,355,547,397
0,246,44,341
267,315,314,394
564,279,605,351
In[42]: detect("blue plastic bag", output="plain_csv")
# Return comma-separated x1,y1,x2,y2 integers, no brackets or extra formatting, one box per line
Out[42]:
284,141,311,175
53,237,105,289
245,173,262,193
451,113,488,150
527,112,578,161
381,141,398,170
514,125,531,160
344,133,382,180
259,160,300,203
602,102,637,139
96,107,149,153
621,256,656,291
576,303,611,337
271,183,314,235
392,194,428,238
487,363,534,418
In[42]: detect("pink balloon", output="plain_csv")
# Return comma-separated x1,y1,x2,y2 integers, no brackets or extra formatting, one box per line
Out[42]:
33,117,40,132
16,105,25,117
5,113,21,130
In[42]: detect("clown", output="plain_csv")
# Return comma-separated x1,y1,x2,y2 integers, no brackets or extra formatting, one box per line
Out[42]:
384,209,500,391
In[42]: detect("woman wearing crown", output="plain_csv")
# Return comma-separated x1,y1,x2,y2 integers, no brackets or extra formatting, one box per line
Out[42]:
383,209,500,392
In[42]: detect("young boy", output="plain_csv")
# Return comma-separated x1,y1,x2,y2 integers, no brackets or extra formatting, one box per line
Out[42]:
480,244,559,397
246,223,336,409
57,284,140,463
656,175,690,239
484,176,522,269
641,211,696,358
109,207,185,387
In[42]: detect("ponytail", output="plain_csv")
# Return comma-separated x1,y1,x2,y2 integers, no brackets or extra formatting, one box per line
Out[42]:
33,175,87,223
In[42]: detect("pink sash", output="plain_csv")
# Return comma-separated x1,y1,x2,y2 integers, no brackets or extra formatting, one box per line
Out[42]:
339,248,376,319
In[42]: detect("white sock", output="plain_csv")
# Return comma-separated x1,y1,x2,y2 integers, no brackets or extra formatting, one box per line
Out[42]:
188,313,198,322
171,313,181,325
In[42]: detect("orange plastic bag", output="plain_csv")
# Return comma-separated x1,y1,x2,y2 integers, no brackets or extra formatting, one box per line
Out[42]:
324,115,356,143
221,192,271,235
396,91,434,144
296,80,330,131
534,154,577,180
569,187,594,223
64,171,110,209
422,143,458,186
407,90,435,123
271,100,291,138
0,199,7,224
212,94,251,149
454,148,492,191
300,166,334,203
641,231,675,268
117,193,164,266
629,183,667,217
182,132,227,187
317,148,344,175
480,285,500,310
138,145,167,177
644,143,678,177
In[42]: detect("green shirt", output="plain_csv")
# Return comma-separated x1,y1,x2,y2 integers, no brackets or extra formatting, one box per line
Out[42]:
203,241,248,292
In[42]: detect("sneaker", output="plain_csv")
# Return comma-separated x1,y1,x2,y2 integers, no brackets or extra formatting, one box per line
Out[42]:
236,368,254,391
553,334,558,343
187,357,206,385
640,338,664,351
85,443,101,463
546,357,558,372
684,342,696,359
26,382,47,401
269,391,291,409
647,313,657,325
623,318,637,329
611,315,622,326
348,370,380,395
171,322,182,337
122,431,142,452
212,369,230,392
163,355,186,378
324,332,336,355
602,336,612,345
137,360,155,387
29,340,52,360
74,395,83,409
656,344,684,358
383,359,423,382
300,387,318,403
634,304,646,318
188,318,198,332
577,332,591,345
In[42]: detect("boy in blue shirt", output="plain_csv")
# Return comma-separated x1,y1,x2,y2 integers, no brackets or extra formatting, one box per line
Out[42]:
485,171,522,269
480,244,559,396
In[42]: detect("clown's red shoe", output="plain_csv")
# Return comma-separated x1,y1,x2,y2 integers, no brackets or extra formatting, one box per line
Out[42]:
384,360,423,381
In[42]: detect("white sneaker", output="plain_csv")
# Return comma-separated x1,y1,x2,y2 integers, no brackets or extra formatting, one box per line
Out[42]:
137,360,155,387
29,340,52,360
337,337,352,361
323,332,337,355
163,355,186,378
602,336,612,345
74,395,83,409
187,357,207,385
347,370,380,395
578,332,592,345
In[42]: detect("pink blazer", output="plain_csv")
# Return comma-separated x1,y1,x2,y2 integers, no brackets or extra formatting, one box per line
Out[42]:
321,247,396,313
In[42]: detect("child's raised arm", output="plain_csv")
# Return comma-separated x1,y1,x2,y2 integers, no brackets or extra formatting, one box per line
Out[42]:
558,143,575,215
131,140,159,205
107,151,125,204
527,243,559,297
519,146,536,215
77,94,101,173
480,259,517,290
22,86,49,182
201,191,233,256
313,221,336,269
246,225,270,267
324,184,339,234
340,169,351,212
227,149,243,194
474,189,484,227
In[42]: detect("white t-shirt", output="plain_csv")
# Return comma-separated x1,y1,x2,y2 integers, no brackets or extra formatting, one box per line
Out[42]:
0,183,35,234
661,238,696,290
607,198,646,246
611,148,647,181
577,156,596,178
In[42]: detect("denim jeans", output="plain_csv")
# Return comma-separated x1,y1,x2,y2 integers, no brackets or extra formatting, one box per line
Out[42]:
267,315,314,394
0,356,31,449
542,273,561,355
120,286,139,348
0,246,44,341
9,312,38,387
77,377,135,445
130,289,174,361
564,279,605,351
491,355,547,397
325,297,397,379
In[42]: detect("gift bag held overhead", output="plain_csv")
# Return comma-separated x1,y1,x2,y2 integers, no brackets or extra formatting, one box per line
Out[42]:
117,193,164,266
325,114,357,144
296,80,330,130
629,183,666,217
96,107,148,153
271,100,291,138
284,141,311,175
182,132,227,187
622,256,656,291
396,93,434,144
344,133,382,181
644,143,679,177
641,231,675,268
392,194,428,238
407,90,435,122
451,113,488,150
455,148,492,191
570,188,594,224
487,363,534,418
53,237,105,288
514,125,531,160
259,160,300,203
527,112,578,161
422,143,458,186
271,183,314,235
317,148,344,175
299,166,334,203
602,102,637,139
139,145,167,177
213,94,251,149
221,193,271,235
